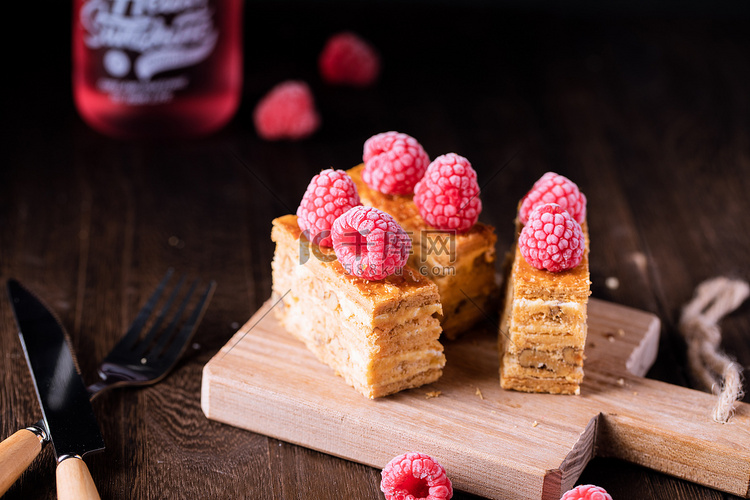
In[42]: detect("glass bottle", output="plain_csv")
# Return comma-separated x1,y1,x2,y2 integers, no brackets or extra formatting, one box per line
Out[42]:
72,0,243,138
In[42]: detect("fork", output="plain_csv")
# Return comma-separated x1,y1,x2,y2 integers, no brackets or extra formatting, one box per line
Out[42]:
0,269,216,496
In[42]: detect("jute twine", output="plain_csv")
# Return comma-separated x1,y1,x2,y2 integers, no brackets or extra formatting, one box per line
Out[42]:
678,277,749,423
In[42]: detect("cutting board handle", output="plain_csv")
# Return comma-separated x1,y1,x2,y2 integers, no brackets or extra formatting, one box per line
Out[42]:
592,377,750,498
0,429,43,496
56,456,101,500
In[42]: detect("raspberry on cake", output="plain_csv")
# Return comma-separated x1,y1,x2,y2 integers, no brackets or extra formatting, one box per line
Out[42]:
499,173,591,395
297,169,361,247
348,145,497,340
518,203,585,273
270,173,446,399
331,206,411,280
519,171,586,225
414,153,482,233
362,131,430,195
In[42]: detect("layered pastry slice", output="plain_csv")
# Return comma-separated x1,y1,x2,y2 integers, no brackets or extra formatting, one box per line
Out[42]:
499,173,591,395
348,164,497,339
271,214,446,399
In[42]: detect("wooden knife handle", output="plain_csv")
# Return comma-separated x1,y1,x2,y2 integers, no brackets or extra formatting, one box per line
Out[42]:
56,456,101,500
0,428,43,496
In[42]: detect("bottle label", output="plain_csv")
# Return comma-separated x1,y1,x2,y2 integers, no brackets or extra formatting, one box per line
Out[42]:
80,0,218,105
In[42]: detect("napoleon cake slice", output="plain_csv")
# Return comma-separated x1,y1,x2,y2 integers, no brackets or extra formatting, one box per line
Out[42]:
271,169,445,399
499,173,591,395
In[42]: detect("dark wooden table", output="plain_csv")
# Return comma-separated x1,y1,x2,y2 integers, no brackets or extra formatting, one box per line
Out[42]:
2,2,749,499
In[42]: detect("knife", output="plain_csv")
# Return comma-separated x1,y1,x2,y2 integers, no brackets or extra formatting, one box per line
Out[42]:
4,280,105,499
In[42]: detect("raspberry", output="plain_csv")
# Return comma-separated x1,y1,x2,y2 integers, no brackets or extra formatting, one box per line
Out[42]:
331,206,411,280
362,131,430,195
253,80,320,140
560,484,613,500
380,452,453,500
519,172,587,225
518,203,585,272
297,169,361,247
413,153,482,233
319,31,381,87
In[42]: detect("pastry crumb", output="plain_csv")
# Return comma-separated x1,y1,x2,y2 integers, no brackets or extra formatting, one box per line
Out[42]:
425,390,442,399
617,328,625,337
532,420,539,428
617,378,625,386
475,387,484,400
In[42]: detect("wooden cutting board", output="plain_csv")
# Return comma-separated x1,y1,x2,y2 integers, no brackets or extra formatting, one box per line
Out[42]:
201,298,750,499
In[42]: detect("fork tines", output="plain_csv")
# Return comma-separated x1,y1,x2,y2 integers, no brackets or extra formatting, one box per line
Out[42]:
120,269,216,363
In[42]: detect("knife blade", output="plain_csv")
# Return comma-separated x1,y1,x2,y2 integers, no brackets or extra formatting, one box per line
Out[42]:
5,279,104,500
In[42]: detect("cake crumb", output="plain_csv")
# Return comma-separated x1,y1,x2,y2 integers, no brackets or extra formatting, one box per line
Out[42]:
425,391,442,399
617,328,625,337
475,387,484,400
532,420,539,428
605,276,620,290
617,378,625,386
606,333,616,343
633,391,639,396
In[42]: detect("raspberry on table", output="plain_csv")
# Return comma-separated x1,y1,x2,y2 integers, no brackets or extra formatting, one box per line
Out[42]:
380,452,453,500
253,80,320,140
297,169,361,247
518,203,585,272
362,131,430,195
319,31,381,87
560,484,613,500
519,171,587,225
331,206,411,281
413,153,482,233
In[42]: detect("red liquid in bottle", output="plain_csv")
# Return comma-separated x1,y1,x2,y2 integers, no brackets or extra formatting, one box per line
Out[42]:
72,0,243,138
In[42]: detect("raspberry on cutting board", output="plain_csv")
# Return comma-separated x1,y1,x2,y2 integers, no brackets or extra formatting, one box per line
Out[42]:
413,153,482,233
519,171,587,225
296,169,361,247
560,484,613,500
331,206,411,281
362,131,430,195
380,452,453,500
253,80,320,140
518,203,586,272
319,31,381,87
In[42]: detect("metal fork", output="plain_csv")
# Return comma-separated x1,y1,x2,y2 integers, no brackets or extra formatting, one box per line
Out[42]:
86,268,216,399
0,269,216,496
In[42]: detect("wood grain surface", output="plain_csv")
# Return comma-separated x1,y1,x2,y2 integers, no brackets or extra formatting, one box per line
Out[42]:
2,2,750,499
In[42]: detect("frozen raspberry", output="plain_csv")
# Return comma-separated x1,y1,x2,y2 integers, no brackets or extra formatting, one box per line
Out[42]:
362,131,430,195
519,203,585,272
253,80,320,140
413,153,481,233
331,206,411,280
380,452,453,500
560,484,613,500
519,172,587,225
297,169,361,247
319,31,381,87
